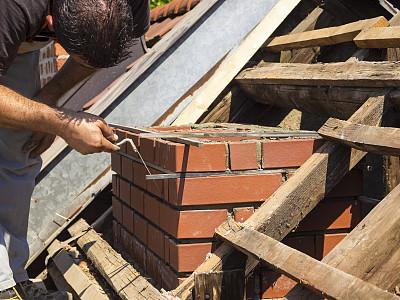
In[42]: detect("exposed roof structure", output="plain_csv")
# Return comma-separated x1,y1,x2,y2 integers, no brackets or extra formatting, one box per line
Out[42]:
30,0,400,299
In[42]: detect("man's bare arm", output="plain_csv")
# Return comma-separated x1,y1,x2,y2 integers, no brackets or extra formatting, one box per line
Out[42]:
0,58,119,155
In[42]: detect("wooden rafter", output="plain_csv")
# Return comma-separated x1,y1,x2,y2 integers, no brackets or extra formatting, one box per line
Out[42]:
354,26,400,48
264,16,389,52
215,219,398,300
286,180,400,298
68,219,164,300
318,118,400,156
236,61,400,88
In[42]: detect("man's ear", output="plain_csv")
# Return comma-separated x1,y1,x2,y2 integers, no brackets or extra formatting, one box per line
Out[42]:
46,15,54,31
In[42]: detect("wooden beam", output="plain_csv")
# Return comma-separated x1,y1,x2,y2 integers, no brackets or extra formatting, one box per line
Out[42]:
48,264,79,299
236,83,386,119
286,179,400,298
215,219,398,300
194,270,245,300
236,61,400,88
278,6,335,63
47,240,108,300
264,16,389,52
318,118,400,156
172,93,392,299
354,26,400,48
68,219,163,300
171,0,302,126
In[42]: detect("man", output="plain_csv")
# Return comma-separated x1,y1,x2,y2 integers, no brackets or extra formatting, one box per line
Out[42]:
0,0,150,299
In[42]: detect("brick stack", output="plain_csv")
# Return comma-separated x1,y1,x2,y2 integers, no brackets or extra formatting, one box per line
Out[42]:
110,124,363,295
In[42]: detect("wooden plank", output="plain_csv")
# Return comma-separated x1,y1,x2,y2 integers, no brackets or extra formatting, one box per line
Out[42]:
278,6,330,63
48,264,80,299
285,180,400,299
68,219,163,300
171,0,302,126
318,118,400,156
40,0,221,171
236,61,400,88
236,83,385,119
194,270,245,300
47,241,109,300
172,93,392,299
264,16,389,52
354,26,400,48
215,219,398,300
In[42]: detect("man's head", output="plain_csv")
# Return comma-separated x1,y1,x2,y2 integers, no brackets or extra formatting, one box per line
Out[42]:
52,0,136,68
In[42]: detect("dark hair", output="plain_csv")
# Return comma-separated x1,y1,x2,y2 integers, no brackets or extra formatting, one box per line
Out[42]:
53,0,136,68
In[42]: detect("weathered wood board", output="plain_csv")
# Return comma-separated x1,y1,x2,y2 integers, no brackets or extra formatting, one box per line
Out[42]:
265,16,388,52
319,118,400,156
68,219,163,300
236,61,400,88
216,219,398,300
354,26,400,48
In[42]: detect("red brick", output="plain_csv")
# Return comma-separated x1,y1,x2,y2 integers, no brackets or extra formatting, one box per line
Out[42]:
112,197,123,223
54,43,68,56
133,161,147,190
119,179,131,206
126,132,140,158
229,142,258,170
159,261,182,291
163,179,169,202
130,231,147,271
159,142,227,172
140,138,156,164
119,227,132,253
111,152,122,175
122,205,134,234
56,59,67,71
283,236,316,258
233,207,254,223
144,193,160,226
151,125,191,132
147,223,165,259
315,233,347,260
121,156,133,183
168,173,282,206
160,204,227,239
200,136,260,142
164,235,170,264
146,251,161,284
169,241,213,273
246,273,257,300
297,200,362,232
134,213,148,245
146,167,164,199
262,138,325,169
112,220,121,241
115,129,128,153
261,271,296,299
112,174,119,198
327,169,363,198
131,185,144,214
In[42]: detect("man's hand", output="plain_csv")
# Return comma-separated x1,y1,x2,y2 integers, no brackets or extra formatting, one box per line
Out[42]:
22,132,56,158
56,110,120,155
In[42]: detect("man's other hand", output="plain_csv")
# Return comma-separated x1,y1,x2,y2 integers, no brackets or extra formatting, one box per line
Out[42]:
22,132,56,158
57,110,120,155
